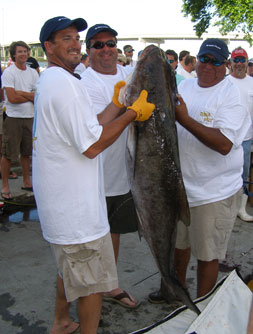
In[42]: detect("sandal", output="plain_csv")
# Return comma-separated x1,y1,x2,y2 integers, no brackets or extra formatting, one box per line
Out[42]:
103,290,140,309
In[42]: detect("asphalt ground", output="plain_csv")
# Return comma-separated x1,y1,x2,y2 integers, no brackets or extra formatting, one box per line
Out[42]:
0,174,253,334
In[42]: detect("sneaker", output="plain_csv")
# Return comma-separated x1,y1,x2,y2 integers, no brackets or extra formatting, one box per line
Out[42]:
148,290,165,304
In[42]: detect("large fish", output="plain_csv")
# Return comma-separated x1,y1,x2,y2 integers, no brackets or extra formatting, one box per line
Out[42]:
122,46,200,314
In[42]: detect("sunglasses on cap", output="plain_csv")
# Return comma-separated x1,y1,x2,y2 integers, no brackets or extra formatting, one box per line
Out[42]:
89,40,117,49
199,55,225,67
232,57,246,63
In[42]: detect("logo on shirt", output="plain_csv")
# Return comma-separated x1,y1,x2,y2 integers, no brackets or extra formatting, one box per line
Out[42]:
200,111,213,123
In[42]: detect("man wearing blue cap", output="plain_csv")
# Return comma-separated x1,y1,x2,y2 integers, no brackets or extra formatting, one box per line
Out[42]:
81,23,139,309
33,16,155,334
149,38,250,304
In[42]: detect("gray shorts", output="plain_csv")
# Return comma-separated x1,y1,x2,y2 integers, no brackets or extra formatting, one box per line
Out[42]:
176,189,242,261
106,191,139,234
2,116,33,161
50,233,118,302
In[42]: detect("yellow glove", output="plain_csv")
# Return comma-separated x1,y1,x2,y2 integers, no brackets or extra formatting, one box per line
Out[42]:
112,81,126,108
127,90,155,121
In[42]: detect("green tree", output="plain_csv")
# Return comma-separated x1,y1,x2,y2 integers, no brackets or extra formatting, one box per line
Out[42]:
182,0,253,45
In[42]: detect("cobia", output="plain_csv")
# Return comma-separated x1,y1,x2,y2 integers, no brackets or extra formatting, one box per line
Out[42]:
121,45,200,315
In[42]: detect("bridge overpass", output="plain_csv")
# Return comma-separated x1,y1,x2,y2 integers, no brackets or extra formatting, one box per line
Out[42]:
0,32,250,62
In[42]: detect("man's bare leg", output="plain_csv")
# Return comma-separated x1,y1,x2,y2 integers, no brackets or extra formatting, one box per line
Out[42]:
103,233,138,307
1,156,11,198
78,293,102,334
20,155,32,188
197,259,219,297
51,275,79,334
175,247,191,288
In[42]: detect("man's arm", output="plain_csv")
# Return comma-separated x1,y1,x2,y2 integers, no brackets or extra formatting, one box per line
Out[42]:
84,90,155,159
5,87,35,104
84,108,136,159
97,102,126,125
175,95,232,155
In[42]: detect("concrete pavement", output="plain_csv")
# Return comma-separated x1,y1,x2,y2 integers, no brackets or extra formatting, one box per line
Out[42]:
0,175,253,334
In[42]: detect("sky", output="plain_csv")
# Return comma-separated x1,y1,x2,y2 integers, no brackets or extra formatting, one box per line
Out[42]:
1,0,252,58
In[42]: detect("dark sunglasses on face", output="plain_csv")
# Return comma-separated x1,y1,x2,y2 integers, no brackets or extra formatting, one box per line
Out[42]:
198,55,225,67
90,40,117,49
167,59,175,64
232,57,246,63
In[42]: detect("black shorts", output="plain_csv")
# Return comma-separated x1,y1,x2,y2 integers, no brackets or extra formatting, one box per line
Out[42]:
106,191,139,234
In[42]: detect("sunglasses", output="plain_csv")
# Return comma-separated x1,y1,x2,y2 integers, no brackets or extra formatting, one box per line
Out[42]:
167,59,175,64
232,57,246,64
90,40,117,49
199,55,225,67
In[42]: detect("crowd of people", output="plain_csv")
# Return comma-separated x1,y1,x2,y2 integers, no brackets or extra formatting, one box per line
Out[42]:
0,15,252,334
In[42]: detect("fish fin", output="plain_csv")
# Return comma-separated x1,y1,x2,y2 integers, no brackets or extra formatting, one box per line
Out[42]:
135,208,144,240
126,123,137,181
163,279,201,315
178,181,191,226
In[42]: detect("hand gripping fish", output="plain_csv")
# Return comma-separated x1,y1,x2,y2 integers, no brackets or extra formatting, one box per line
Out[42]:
120,45,201,315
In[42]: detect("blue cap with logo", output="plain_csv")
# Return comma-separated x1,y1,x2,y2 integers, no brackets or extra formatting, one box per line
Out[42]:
85,24,118,42
197,38,230,62
40,16,87,50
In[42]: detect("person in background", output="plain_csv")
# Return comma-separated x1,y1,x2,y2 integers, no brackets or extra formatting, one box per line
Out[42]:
123,44,136,67
117,53,127,66
177,50,190,71
117,48,122,54
74,53,89,75
82,23,140,309
26,47,40,75
165,49,185,85
227,47,253,222
33,16,154,334
137,50,143,59
1,41,38,200
177,55,196,79
149,38,250,304
247,58,253,77
0,65,18,180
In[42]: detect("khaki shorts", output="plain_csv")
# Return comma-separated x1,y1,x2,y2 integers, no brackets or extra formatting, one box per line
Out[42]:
176,190,242,261
50,233,118,302
2,116,33,161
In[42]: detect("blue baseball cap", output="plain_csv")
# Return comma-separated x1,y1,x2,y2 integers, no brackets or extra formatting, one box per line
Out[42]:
197,38,230,62
40,16,87,50
85,24,118,43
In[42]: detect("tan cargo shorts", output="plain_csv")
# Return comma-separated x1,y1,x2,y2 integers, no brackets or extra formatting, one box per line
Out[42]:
50,233,118,302
2,116,33,161
176,189,242,261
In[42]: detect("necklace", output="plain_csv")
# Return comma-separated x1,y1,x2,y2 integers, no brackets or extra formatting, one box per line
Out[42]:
49,62,81,80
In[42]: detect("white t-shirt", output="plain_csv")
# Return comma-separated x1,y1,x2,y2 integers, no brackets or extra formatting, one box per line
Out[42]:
81,65,133,196
126,59,137,68
74,62,86,75
177,78,251,207
2,63,39,118
32,67,109,245
227,75,253,140
177,67,195,79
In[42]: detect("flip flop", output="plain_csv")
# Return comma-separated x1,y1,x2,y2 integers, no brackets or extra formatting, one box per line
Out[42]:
8,171,18,179
1,191,13,200
69,324,80,334
63,323,80,334
103,290,140,309
21,187,33,192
